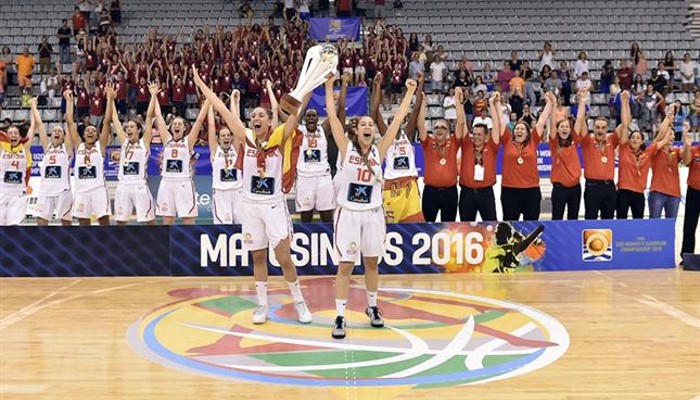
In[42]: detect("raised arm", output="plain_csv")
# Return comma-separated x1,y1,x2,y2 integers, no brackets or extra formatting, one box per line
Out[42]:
488,93,501,145
492,93,506,139
416,93,428,142
30,98,48,150
325,76,349,157
573,87,589,138
655,104,676,142
188,100,210,149
99,89,113,155
404,72,425,142
105,82,125,145
535,91,555,136
192,67,246,143
142,83,158,151
454,86,466,140
64,90,80,146
265,79,281,127
152,85,171,144
25,99,37,149
369,72,388,136
378,79,417,158
337,72,349,129
207,102,217,156
618,90,632,144
282,92,312,144
682,121,693,165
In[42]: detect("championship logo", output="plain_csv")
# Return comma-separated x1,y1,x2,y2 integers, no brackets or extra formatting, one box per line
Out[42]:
582,229,613,262
127,278,568,395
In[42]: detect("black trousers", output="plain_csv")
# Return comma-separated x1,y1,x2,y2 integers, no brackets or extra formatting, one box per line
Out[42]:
422,185,458,222
551,183,581,220
501,187,541,221
459,185,497,222
681,187,700,256
584,179,616,219
616,189,645,219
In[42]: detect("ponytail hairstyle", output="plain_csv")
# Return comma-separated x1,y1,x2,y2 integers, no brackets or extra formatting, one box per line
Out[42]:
556,117,574,148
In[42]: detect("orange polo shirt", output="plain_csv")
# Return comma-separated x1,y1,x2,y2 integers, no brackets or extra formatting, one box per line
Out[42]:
617,143,658,193
16,55,34,77
580,133,619,181
650,147,682,197
459,136,498,188
549,133,582,187
501,127,540,188
688,144,700,190
421,135,460,187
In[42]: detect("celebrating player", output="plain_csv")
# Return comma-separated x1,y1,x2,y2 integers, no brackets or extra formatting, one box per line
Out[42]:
326,76,417,339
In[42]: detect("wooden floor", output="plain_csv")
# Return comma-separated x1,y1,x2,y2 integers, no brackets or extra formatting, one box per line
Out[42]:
1,271,700,399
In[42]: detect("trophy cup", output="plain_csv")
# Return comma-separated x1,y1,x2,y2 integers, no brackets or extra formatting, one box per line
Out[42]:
280,44,339,116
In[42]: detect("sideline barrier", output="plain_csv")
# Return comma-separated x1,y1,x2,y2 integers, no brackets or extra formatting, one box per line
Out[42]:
1,219,675,277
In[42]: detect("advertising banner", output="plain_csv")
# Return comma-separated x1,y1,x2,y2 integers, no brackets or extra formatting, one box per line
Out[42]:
308,86,368,118
309,17,361,41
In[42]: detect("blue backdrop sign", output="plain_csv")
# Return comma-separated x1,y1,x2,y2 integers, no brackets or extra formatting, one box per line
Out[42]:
309,17,361,41
1,220,674,277
308,86,368,118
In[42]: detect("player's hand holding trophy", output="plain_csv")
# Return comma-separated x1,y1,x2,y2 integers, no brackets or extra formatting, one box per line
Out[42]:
280,44,339,116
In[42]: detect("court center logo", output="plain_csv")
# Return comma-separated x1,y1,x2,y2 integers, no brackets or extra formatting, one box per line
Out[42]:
127,278,569,391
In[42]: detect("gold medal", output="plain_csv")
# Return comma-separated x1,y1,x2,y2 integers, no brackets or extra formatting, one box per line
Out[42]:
517,156,524,165
601,156,608,164
439,158,446,165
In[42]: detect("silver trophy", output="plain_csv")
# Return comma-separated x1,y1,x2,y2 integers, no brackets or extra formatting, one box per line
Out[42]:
280,44,339,116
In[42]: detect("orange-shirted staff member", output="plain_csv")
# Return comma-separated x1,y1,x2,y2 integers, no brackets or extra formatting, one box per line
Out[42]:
578,93,629,219
417,88,465,222
493,91,555,221
681,125,700,257
617,92,673,219
548,88,587,220
16,47,35,90
648,111,684,219
458,92,500,221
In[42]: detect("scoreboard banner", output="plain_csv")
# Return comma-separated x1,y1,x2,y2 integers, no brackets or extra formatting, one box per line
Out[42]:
2,219,675,277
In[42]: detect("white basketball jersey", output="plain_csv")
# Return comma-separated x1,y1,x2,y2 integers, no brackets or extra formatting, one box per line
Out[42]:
0,145,28,192
40,144,71,195
74,143,105,193
336,143,383,211
384,132,418,180
242,130,283,204
297,125,330,177
118,139,148,185
212,145,242,191
161,139,191,179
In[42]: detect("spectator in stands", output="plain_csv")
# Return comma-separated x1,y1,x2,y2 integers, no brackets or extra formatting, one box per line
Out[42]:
538,42,555,72
40,68,60,102
634,50,649,81
497,61,513,97
679,52,695,92
544,70,562,96
681,125,699,258
495,90,555,221
421,35,434,65
649,67,667,95
557,61,573,106
508,51,521,72
443,87,457,129
663,51,676,91
630,42,641,61
57,20,72,66
99,9,112,35
509,87,524,119
609,76,622,120
521,60,537,107
574,51,589,79
600,60,614,94
16,48,35,92
72,7,88,37
110,0,121,24
0,57,6,109
459,93,499,222
508,69,525,97
617,59,633,90
429,55,447,93
38,36,53,77
575,72,592,105
89,85,105,129
639,85,662,137
417,103,463,222
407,52,423,81
649,117,682,219
631,74,646,97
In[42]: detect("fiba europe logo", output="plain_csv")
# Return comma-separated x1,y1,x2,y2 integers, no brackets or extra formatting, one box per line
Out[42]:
127,278,569,391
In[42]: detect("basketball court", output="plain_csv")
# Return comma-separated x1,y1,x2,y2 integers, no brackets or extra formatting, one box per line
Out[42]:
2,270,699,399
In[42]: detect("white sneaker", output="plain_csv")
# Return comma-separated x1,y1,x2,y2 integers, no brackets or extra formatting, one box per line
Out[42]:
252,305,268,324
294,301,313,324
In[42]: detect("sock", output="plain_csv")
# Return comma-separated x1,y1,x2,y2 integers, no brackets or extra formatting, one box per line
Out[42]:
287,280,304,302
255,281,268,306
367,291,378,308
335,299,347,317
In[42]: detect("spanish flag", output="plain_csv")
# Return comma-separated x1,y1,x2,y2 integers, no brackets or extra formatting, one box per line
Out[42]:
237,123,302,194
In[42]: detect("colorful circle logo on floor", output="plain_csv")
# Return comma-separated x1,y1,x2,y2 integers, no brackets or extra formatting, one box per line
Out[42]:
127,278,569,389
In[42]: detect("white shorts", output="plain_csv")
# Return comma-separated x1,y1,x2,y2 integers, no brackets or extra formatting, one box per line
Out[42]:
115,183,155,223
156,178,198,218
0,190,27,225
354,66,366,75
240,199,293,251
334,206,386,263
73,186,111,219
212,188,242,224
295,174,336,212
35,190,73,222
343,67,354,76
